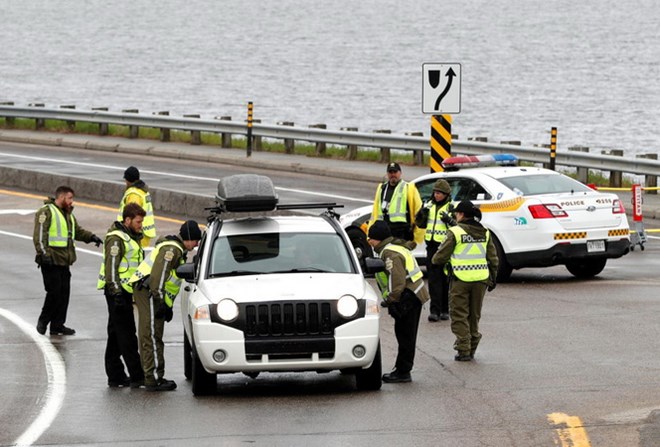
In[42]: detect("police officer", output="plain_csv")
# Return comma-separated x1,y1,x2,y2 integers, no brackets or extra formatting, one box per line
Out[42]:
33,185,102,336
415,179,455,322
118,166,156,247
98,203,146,387
368,220,429,383
432,200,498,361
130,220,202,391
370,162,423,243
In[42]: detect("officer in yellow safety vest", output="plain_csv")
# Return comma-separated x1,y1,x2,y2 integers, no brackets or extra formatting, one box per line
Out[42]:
370,162,423,244
118,166,156,247
432,200,498,362
98,203,146,388
415,178,456,322
368,220,429,383
129,220,202,391
33,185,102,336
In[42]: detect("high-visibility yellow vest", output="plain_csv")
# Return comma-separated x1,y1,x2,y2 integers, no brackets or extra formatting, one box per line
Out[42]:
118,187,156,238
46,204,75,247
129,240,184,307
374,181,410,224
424,202,452,243
374,243,423,299
448,226,490,282
97,230,143,293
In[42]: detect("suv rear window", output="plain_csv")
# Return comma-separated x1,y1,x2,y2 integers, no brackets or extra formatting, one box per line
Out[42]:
209,232,355,277
497,174,592,195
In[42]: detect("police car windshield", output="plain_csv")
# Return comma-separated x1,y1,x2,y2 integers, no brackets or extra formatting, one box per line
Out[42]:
208,232,355,277
497,174,592,196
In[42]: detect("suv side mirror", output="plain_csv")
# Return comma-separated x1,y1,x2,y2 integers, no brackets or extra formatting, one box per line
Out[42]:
176,263,196,283
364,257,385,275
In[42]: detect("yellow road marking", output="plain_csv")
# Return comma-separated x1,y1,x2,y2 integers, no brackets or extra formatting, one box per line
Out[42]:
548,412,591,447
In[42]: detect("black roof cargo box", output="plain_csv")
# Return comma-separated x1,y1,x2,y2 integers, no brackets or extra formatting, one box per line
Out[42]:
216,174,279,212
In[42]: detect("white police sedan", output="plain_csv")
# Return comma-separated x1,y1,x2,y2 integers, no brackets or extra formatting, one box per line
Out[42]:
340,155,630,281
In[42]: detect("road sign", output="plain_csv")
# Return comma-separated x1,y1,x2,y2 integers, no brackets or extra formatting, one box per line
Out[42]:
422,63,461,114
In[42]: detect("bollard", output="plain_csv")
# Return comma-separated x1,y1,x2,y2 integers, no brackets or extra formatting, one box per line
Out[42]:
92,107,109,135
309,124,327,156
122,109,139,138
30,103,45,129
218,116,233,148
278,121,295,154
568,146,590,183
342,127,358,160
252,119,262,151
406,131,424,165
1,102,15,125
184,114,202,145
637,153,658,195
375,129,392,163
245,102,253,157
601,149,624,187
549,127,557,171
157,111,171,142
60,105,76,131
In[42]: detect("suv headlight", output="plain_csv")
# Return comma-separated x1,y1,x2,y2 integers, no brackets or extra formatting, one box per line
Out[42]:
337,295,359,318
216,299,239,322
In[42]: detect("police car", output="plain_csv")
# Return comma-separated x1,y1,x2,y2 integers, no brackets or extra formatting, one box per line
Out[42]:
340,154,630,281
176,174,382,395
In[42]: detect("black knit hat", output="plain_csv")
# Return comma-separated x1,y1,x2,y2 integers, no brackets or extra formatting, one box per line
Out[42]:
179,220,202,241
454,200,477,217
123,166,140,182
368,221,391,241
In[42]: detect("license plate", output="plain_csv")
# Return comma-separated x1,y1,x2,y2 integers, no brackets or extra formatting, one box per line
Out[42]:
587,240,605,253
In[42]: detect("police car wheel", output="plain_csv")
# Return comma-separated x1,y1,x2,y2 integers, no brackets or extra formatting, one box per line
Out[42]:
493,237,512,283
565,258,607,278
183,333,192,381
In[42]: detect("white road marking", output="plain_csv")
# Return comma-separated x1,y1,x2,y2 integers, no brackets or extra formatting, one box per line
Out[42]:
0,151,373,203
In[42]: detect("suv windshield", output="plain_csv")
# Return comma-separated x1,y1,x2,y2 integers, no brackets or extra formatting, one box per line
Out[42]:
497,174,592,196
209,232,355,277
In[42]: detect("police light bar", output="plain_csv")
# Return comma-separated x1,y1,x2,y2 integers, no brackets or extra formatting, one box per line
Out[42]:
441,154,519,170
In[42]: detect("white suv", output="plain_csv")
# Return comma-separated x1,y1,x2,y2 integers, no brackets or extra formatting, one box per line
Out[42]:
177,174,382,395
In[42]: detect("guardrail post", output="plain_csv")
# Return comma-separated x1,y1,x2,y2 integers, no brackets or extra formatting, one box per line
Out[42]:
30,103,45,129
309,124,327,155
122,109,139,138
406,131,424,165
638,153,658,195
501,140,521,146
184,114,202,145
92,107,109,135
602,149,624,187
468,136,488,142
218,116,233,148
376,129,392,163
156,111,170,141
60,105,76,131
1,102,15,125
342,127,358,160
568,146,590,183
278,121,295,154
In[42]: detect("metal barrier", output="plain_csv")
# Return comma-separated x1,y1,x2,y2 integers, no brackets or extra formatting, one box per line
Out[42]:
2,104,660,177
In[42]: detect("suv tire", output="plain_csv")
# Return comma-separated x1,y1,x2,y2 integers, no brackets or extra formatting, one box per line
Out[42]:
192,348,217,396
355,344,382,391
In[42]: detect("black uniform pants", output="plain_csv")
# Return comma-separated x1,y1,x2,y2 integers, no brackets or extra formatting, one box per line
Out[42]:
390,290,423,373
104,290,144,383
426,246,449,315
38,264,71,330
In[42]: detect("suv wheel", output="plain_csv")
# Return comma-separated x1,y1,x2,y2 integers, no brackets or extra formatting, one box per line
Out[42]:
355,344,382,391
192,349,217,396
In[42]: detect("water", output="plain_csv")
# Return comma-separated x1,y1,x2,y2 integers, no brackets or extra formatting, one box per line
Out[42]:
1,0,659,154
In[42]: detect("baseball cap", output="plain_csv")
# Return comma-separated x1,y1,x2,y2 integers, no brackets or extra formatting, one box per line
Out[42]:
386,162,401,172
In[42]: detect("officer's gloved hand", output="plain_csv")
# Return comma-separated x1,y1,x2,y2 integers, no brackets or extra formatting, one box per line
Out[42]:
155,301,173,322
37,254,54,266
111,293,125,307
90,235,103,247
487,281,497,292
441,212,456,226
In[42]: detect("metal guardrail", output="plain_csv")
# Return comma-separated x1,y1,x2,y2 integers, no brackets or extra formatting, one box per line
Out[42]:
2,104,660,177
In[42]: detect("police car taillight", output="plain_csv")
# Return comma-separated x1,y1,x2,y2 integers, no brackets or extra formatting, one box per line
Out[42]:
612,199,625,214
442,153,518,170
528,204,568,219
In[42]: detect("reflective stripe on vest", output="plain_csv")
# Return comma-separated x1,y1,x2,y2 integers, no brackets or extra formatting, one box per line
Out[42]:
448,226,490,282
129,240,184,307
118,187,156,238
375,181,410,223
424,202,452,243
97,230,143,293
46,204,75,247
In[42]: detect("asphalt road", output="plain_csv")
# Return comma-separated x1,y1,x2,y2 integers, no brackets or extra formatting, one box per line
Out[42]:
0,141,659,447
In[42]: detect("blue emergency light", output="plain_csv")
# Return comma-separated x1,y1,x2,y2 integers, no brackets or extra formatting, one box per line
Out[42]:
441,154,519,170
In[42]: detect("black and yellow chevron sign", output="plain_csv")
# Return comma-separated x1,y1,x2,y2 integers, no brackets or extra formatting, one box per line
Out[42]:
430,114,452,172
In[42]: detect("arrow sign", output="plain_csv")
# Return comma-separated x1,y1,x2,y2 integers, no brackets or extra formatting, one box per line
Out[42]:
422,63,461,114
